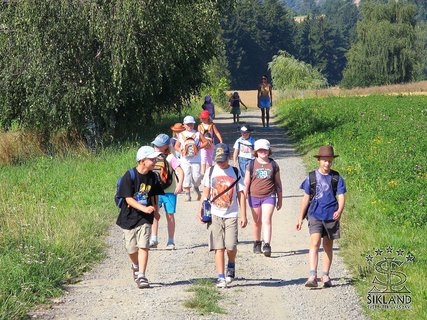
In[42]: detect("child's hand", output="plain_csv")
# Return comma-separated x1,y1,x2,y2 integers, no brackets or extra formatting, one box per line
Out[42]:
144,205,155,214
240,216,247,228
198,209,206,224
333,211,342,220
295,219,303,231
276,199,282,211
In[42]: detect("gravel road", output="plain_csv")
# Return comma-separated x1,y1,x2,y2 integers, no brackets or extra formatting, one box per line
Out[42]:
32,110,366,320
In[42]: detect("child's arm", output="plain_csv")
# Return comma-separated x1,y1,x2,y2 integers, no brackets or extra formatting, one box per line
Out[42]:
237,190,247,228
333,194,345,220
197,186,210,224
125,197,155,214
274,170,283,211
213,124,223,143
233,147,239,167
174,166,184,195
243,167,251,198
175,139,182,155
152,195,160,220
240,99,248,110
295,193,310,230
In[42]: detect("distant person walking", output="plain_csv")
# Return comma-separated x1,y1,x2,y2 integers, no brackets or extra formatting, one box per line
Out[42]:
233,125,255,178
229,92,247,125
202,95,216,119
257,75,273,128
198,110,223,175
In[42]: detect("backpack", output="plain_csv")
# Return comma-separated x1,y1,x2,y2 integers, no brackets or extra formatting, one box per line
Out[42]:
181,132,198,157
152,154,174,189
248,158,278,180
303,169,340,219
198,123,214,147
115,168,136,208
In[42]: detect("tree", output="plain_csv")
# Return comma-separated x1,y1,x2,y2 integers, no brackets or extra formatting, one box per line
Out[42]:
268,50,327,91
341,1,420,88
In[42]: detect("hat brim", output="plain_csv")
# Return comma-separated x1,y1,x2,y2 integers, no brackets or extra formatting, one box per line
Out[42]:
215,156,229,162
183,121,195,125
144,151,162,160
170,125,185,132
314,154,339,158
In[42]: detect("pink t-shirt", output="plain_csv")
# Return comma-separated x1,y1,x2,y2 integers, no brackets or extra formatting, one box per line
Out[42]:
164,154,180,193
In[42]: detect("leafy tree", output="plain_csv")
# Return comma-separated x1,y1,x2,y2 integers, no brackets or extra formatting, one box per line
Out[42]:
0,0,229,146
268,50,327,90
341,0,420,88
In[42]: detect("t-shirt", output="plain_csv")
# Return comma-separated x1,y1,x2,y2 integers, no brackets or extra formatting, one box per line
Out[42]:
233,137,255,159
178,130,202,163
300,170,346,221
202,165,243,218
116,168,164,229
203,103,215,117
163,154,180,194
248,159,280,197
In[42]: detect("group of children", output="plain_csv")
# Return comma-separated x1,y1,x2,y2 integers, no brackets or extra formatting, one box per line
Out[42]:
116,101,346,290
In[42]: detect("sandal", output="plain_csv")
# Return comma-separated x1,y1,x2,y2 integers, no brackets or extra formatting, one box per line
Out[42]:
305,276,318,288
322,276,332,288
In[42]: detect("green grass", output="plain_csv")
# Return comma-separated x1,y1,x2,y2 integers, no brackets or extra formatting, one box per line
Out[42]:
276,95,427,320
183,279,226,315
0,105,201,319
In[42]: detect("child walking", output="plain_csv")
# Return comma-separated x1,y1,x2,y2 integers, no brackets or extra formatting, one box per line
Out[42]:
296,146,346,288
198,143,247,288
244,139,282,257
170,122,185,159
201,95,215,119
229,92,247,125
198,110,223,175
150,134,184,250
116,146,164,288
233,125,255,178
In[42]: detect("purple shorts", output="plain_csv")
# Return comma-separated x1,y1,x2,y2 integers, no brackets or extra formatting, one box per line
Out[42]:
248,194,276,208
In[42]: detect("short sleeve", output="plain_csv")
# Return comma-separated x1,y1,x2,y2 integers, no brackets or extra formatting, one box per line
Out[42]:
167,154,180,170
337,176,346,195
118,170,134,198
202,170,211,188
300,176,310,195
233,138,240,150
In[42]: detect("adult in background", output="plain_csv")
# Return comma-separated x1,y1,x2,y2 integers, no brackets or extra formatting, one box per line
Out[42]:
257,75,273,129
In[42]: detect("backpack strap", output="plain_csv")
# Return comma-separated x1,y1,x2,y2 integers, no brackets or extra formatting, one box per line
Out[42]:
308,170,317,201
129,167,136,182
269,158,278,175
207,165,240,203
330,169,340,197
249,159,255,179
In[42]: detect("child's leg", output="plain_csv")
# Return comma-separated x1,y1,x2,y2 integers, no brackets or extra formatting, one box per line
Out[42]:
215,249,225,275
201,163,206,175
322,236,334,274
226,248,237,264
308,233,322,276
260,203,275,244
138,248,149,274
129,251,138,266
237,114,240,123
250,206,262,241
166,213,175,241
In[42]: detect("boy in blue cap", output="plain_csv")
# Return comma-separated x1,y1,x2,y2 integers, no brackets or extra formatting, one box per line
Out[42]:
198,143,247,288
296,146,346,288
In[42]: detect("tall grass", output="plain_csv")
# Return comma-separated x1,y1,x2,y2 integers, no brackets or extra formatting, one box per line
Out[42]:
0,104,201,318
276,95,426,320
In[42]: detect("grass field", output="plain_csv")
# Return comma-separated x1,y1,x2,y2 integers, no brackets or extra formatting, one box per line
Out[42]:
276,95,427,320
0,105,200,319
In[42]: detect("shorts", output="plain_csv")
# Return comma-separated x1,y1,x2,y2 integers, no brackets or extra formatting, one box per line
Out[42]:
308,216,340,240
123,224,151,253
248,194,276,208
200,147,214,166
158,193,177,214
180,161,202,188
259,97,271,108
230,107,241,115
208,215,238,251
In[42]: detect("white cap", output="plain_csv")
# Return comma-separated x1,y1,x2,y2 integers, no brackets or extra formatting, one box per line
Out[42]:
183,115,196,124
136,146,162,162
254,139,270,151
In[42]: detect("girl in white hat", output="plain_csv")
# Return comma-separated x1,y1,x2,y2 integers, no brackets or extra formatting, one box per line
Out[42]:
244,139,282,257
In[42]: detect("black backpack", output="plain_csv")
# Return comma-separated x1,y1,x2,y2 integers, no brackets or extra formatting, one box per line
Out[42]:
303,169,340,219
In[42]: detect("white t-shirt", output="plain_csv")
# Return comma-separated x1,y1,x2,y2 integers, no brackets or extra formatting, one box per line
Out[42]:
202,165,244,218
178,130,201,163
233,137,255,159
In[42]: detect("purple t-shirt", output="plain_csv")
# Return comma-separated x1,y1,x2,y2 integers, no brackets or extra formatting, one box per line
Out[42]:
203,103,215,117
300,170,346,221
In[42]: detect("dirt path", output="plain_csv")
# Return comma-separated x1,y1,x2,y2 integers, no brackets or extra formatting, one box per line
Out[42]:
32,110,366,320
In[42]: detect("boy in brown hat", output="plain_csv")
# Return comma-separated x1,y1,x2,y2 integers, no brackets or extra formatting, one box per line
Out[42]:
295,146,346,288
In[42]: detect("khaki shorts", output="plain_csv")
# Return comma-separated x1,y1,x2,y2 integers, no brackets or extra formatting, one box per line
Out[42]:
308,216,340,240
208,215,238,251
123,224,151,253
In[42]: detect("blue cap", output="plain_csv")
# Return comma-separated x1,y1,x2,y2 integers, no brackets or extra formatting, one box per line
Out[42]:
214,143,230,162
151,134,170,147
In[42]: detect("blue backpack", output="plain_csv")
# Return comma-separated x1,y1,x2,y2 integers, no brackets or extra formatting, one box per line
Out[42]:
115,168,136,208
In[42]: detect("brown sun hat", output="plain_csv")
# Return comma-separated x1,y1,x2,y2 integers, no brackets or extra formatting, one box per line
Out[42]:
170,123,185,132
314,145,339,158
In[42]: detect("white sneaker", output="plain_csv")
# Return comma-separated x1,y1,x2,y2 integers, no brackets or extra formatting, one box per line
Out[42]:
216,277,227,288
166,242,175,250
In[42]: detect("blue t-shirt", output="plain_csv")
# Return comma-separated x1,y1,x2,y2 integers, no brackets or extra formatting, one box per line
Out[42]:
300,170,346,221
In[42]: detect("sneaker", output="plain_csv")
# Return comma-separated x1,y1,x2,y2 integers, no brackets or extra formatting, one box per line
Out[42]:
136,276,150,289
263,243,271,257
194,188,201,201
322,276,332,288
253,240,262,254
166,242,176,250
131,265,139,280
184,192,191,202
226,267,235,284
305,276,318,288
216,277,227,288
149,240,158,248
